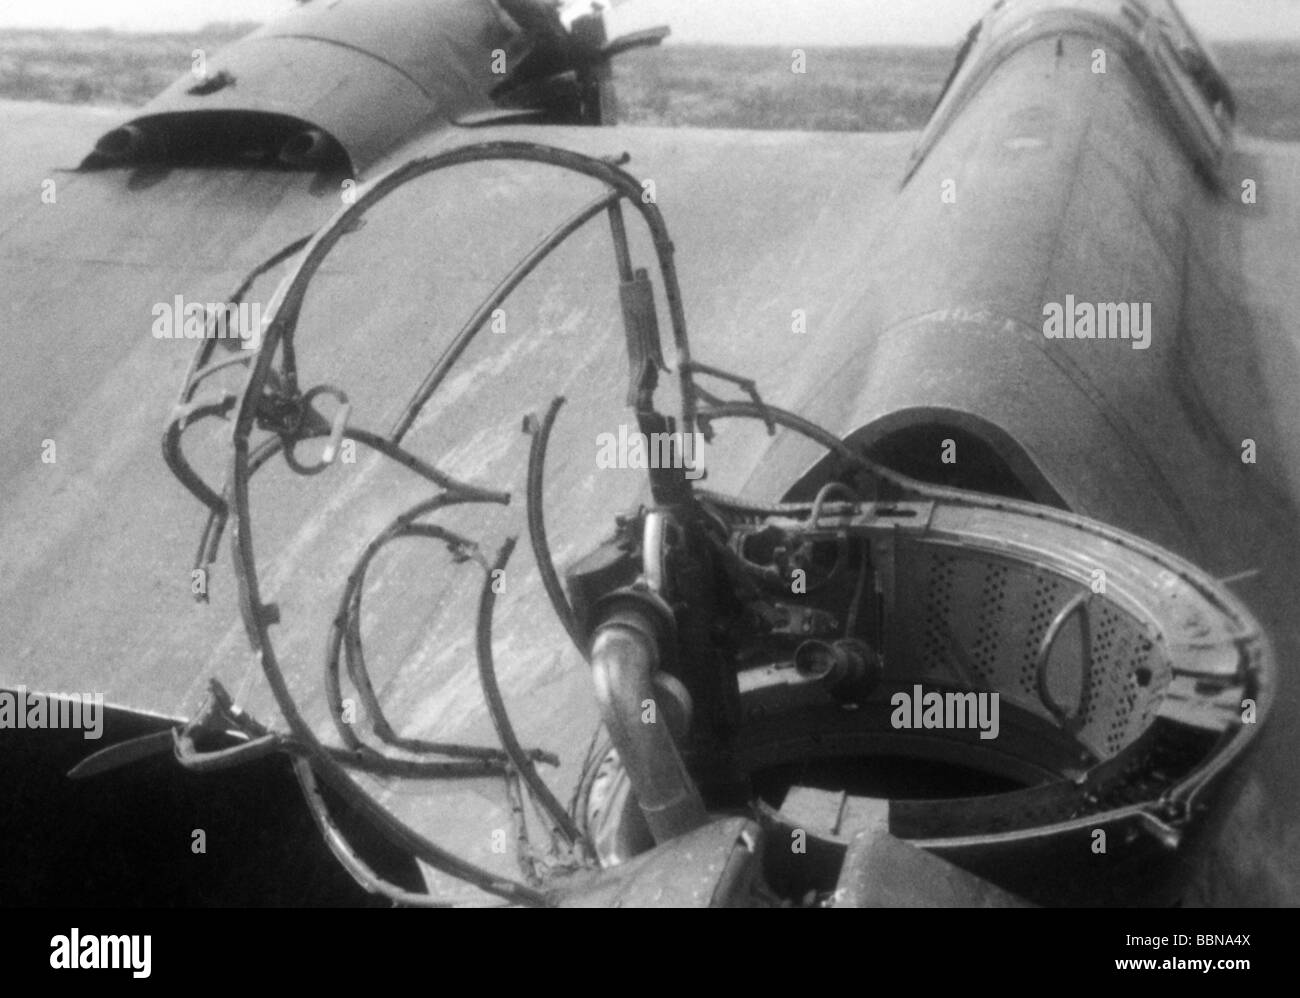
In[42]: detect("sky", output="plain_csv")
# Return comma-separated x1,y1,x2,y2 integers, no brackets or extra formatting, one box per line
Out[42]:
0,0,1298,45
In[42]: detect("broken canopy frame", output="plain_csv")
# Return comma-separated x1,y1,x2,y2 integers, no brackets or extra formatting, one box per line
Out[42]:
159,141,800,905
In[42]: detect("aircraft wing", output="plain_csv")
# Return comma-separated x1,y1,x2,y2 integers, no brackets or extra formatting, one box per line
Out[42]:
0,99,916,719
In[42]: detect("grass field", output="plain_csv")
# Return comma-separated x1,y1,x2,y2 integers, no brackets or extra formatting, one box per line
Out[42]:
1,24,1298,139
